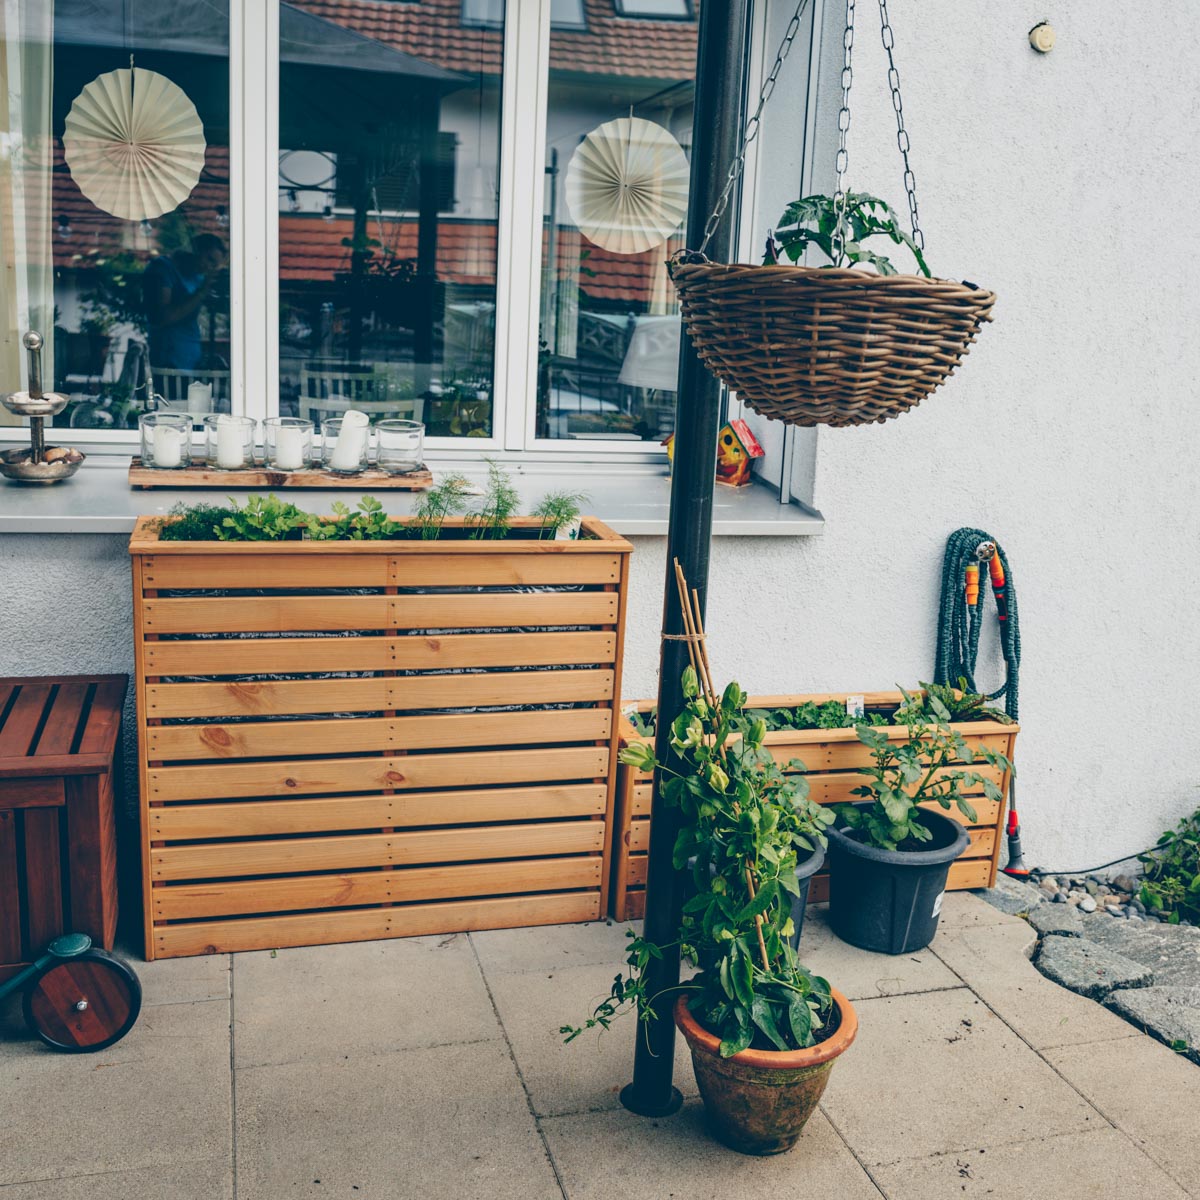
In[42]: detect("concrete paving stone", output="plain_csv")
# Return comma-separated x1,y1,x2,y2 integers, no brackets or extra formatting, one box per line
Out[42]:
0,1000,231,1185
935,890,1027,931
471,919,642,976
129,950,230,1007
819,988,1101,1166
1027,902,1084,937
486,960,695,1118
871,1126,1189,1199
977,874,1045,917
541,1100,882,1199
933,921,1138,1050
1036,936,1154,1000
236,1039,559,1200
232,934,501,1068
0,1160,233,1199
798,904,961,1000
1105,984,1200,1064
1079,913,1200,986
1045,1034,1200,1195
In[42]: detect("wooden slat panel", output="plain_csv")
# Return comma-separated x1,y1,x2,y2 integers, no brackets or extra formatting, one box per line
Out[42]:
389,592,618,629
627,820,650,854
765,733,1011,773
154,856,603,920
32,683,89,759
152,820,606,881
0,778,65,808
141,554,391,589
920,798,1001,828
388,554,621,587
150,784,608,840
803,763,1005,805
148,745,609,802
0,810,21,963
630,782,653,818
145,669,615,719
143,596,391,634
0,683,51,758
147,709,612,762
627,855,647,888
621,890,646,921
75,678,125,763
143,631,616,676
22,809,63,951
153,891,602,958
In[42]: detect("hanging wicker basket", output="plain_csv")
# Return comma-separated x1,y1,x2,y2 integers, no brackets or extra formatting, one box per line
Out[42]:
670,258,996,427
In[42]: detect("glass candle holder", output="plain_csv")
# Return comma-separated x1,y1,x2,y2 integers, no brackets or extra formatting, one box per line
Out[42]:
264,417,314,472
204,414,256,471
323,412,371,474
375,419,424,474
140,412,191,470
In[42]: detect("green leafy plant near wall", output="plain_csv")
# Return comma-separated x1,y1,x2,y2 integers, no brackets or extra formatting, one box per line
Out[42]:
564,671,836,1056
466,462,520,540
1139,808,1200,925
532,490,588,540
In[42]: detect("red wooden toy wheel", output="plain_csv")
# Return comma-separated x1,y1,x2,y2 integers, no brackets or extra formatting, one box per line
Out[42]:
23,949,142,1053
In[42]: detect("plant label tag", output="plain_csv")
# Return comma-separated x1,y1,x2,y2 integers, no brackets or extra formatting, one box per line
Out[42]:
555,516,582,541
846,695,865,719
932,890,945,918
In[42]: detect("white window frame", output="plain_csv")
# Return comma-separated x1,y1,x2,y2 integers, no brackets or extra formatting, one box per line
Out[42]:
5,0,778,475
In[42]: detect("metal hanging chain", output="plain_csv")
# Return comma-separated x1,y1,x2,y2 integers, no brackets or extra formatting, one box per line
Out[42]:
877,0,924,250
829,0,857,266
695,0,814,258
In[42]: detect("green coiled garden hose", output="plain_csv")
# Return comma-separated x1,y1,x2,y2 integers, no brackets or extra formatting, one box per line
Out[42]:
934,528,1026,874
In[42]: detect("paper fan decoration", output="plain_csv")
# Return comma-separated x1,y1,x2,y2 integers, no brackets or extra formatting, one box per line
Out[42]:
63,67,206,222
565,117,689,255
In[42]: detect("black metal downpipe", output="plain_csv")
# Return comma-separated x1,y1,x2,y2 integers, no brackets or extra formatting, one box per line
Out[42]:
620,0,752,1119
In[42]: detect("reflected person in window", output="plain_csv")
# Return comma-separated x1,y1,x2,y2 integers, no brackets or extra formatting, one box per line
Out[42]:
142,234,227,370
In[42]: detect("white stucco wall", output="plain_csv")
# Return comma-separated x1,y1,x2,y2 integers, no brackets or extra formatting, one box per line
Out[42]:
2,2,1197,875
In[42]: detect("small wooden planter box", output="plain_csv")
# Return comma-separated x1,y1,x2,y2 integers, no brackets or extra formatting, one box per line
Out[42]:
0,675,126,982
130,517,632,959
611,692,1018,922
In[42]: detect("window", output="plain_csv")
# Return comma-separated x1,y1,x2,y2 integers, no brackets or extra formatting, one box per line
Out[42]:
614,0,694,18
0,0,709,459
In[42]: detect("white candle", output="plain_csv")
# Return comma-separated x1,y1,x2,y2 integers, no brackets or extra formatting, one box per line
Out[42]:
215,415,245,470
187,380,213,414
275,424,304,471
152,425,183,468
329,410,368,472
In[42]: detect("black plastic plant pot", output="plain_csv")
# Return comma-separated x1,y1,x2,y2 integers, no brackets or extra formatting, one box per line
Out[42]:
826,804,969,955
789,841,825,951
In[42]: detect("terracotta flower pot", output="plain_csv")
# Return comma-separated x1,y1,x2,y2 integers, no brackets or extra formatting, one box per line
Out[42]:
674,989,857,1155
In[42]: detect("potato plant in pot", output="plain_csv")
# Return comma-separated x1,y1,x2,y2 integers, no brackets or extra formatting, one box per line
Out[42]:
564,667,854,1156
829,689,1014,954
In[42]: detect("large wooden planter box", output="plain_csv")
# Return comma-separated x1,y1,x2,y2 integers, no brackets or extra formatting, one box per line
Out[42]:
130,517,632,959
611,692,1018,922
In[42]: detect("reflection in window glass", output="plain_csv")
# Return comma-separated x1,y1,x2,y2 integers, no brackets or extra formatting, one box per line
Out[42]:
0,0,232,430
279,2,504,438
538,9,696,442
615,0,693,19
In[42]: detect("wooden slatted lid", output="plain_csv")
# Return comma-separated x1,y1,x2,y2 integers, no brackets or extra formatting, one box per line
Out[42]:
0,676,127,777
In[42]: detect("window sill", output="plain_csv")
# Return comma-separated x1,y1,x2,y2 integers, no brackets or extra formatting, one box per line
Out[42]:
0,456,823,537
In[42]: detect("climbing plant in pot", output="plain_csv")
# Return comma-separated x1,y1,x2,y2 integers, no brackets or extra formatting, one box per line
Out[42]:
563,668,855,1156
828,690,1013,955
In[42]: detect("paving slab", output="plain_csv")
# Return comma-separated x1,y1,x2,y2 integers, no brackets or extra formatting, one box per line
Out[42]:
471,919,642,976
486,960,695,1117
819,988,1102,1166
0,1160,233,1199
1079,913,1200,985
236,1040,559,1200
932,921,1137,1050
542,1100,882,1199
130,951,231,1007
935,890,1027,931
1027,902,1084,937
977,874,1044,917
1037,936,1153,1000
1105,984,1200,1063
0,1000,231,1185
233,933,501,1068
871,1126,1189,1199
1045,1034,1200,1195
798,904,961,1000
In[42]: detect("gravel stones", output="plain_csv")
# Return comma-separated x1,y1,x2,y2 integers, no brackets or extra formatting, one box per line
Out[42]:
1079,895,1098,914
1036,938,1154,1000
1105,986,1200,1065
1028,904,1084,938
